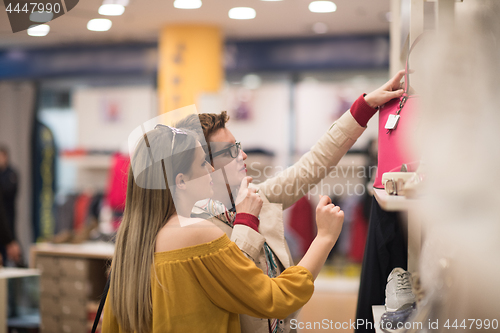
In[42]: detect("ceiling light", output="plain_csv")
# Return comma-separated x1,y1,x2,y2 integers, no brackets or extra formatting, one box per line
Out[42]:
242,74,262,90
312,22,328,34
87,18,112,31
27,24,50,36
229,7,256,20
103,0,129,5
261,0,283,1
173,0,202,9
98,4,125,15
309,1,337,13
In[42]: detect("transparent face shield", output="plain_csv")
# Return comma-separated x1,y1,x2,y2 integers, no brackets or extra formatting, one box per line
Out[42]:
127,105,248,227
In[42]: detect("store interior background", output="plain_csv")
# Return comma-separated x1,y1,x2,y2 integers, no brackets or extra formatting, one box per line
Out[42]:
1,0,500,332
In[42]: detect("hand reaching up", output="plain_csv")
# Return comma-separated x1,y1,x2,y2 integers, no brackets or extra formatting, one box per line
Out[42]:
364,70,406,109
315,195,344,245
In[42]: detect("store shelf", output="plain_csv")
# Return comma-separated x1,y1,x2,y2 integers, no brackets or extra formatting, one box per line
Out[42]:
0,268,41,333
31,243,113,333
372,188,417,212
0,267,40,279
60,155,112,169
372,305,386,333
31,241,114,262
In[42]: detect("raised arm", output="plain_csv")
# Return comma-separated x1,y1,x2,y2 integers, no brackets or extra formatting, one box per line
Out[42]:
257,70,406,210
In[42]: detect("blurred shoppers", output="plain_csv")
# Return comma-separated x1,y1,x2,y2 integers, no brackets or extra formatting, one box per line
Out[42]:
0,146,18,237
0,190,21,266
0,145,21,265
176,70,406,333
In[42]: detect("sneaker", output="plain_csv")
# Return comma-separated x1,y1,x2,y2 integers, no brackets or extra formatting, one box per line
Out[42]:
385,268,416,312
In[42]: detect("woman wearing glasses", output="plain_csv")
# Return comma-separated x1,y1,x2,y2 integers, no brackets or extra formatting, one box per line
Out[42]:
102,126,345,333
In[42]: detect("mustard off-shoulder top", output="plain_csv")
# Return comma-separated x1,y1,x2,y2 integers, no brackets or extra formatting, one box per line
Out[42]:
102,234,314,333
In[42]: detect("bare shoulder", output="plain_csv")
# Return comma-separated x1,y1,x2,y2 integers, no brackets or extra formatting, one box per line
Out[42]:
186,218,225,244
155,217,225,252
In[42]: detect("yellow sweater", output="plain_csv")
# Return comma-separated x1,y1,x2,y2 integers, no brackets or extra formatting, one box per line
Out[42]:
102,234,314,333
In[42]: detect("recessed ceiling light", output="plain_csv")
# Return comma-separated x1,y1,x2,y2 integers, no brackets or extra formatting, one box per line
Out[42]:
229,7,256,20
261,0,283,1
103,0,129,5
312,22,328,34
173,0,202,9
27,24,50,36
98,4,125,16
242,74,262,89
309,1,337,13
87,18,112,31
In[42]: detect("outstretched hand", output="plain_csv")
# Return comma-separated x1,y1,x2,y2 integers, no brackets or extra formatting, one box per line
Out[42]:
364,70,406,109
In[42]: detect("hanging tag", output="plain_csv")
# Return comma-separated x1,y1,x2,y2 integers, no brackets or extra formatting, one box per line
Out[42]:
385,114,400,130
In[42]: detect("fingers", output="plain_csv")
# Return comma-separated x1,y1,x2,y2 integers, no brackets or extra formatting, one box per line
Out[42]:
240,176,252,190
317,194,332,208
317,195,343,213
389,89,405,98
330,205,341,213
388,70,406,90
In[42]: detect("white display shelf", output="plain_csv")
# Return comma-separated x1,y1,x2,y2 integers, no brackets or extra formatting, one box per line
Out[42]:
0,267,40,279
31,241,115,261
372,188,417,212
372,305,386,333
0,268,40,333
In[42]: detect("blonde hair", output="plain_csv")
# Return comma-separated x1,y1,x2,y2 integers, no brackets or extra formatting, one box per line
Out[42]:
109,127,198,333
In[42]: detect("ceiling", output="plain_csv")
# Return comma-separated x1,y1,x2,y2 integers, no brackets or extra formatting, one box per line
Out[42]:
0,0,390,49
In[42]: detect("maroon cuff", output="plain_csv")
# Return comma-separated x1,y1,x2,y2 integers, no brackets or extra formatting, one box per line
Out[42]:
234,213,260,232
350,94,378,127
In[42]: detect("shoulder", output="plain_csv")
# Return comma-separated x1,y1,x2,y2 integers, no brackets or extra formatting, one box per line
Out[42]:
155,217,225,252
186,218,225,244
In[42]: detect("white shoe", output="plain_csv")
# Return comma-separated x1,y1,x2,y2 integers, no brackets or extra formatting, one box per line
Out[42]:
385,268,416,312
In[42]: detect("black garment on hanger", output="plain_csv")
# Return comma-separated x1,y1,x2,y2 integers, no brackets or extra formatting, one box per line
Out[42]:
355,196,408,333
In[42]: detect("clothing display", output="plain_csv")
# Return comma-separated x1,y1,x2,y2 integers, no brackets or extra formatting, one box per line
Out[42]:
287,196,315,257
102,234,314,333
0,164,18,237
52,192,105,243
348,200,368,263
106,153,130,212
355,197,407,333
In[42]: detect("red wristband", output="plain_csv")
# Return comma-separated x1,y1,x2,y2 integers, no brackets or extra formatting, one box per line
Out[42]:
234,213,260,232
350,94,378,127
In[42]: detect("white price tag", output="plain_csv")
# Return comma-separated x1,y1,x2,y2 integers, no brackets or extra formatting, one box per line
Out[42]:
385,114,400,130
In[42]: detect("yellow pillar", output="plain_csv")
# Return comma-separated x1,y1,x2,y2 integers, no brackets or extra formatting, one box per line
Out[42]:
158,25,223,114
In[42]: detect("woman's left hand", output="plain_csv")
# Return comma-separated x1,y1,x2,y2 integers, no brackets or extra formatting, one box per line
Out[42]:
364,70,406,109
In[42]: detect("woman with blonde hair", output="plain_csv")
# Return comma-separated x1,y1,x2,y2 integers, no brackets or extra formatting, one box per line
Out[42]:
102,125,344,333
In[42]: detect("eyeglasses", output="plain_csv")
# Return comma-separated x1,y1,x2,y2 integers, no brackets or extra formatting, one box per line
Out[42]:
210,142,241,159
